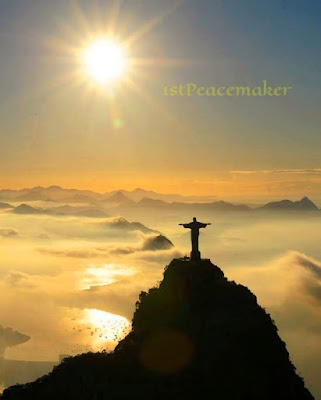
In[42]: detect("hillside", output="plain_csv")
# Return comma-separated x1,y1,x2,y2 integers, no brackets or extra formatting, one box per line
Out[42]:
1,258,314,400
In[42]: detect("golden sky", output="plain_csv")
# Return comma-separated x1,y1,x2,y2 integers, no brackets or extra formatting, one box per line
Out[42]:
0,0,321,200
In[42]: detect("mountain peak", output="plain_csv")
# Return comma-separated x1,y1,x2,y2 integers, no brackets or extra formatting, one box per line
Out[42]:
262,197,318,211
300,196,317,205
297,197,318,209
107,192,133,203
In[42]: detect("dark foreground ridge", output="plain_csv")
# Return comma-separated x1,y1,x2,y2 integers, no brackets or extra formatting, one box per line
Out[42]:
1,258,314,400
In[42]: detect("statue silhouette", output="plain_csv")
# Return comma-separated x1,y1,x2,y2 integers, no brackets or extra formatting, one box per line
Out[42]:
179,217,211,260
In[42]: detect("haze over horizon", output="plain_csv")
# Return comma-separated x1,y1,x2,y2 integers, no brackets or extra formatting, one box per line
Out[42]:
1,183,321,205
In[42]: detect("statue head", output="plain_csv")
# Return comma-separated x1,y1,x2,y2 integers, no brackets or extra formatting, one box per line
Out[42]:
193,217,197,222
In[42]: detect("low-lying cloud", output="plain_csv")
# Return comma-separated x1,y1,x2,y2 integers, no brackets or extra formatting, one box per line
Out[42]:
1,207,321,397
0,228,18,237
37,234,175,259
109,234,174,255
229,251,321,399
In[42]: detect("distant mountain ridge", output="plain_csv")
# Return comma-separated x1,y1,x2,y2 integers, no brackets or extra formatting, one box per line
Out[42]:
126,197,319,212
0,186,319,212
261,197,319,211
11,204,109,218
0,186,216,204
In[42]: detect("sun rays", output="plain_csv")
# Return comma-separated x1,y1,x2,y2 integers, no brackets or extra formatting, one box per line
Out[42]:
36,0,188,131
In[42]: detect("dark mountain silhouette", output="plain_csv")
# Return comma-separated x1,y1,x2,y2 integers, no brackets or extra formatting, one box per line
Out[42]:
260,197,318,211
141,234,174,251
1,258,314,400
110,235,174,255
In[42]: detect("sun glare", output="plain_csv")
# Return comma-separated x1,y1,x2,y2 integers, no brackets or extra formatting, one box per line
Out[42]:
83,309,131,347
80,264,136,290
83,39,127,84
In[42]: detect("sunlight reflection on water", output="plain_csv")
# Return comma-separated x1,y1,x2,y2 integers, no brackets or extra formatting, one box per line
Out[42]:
78,309,131,351
80,264,136,290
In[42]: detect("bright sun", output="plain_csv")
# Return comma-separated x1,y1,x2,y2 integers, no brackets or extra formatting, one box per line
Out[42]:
83,39,127,84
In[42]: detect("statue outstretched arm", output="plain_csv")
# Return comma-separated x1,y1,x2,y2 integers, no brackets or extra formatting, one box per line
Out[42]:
199,222,211,228
179,223,192,228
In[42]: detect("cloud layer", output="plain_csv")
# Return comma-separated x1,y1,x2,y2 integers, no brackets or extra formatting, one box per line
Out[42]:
0,228,18,238
0,209,321,397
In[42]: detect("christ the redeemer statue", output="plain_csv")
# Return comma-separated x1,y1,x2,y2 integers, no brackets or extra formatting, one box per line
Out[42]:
179,217,211,260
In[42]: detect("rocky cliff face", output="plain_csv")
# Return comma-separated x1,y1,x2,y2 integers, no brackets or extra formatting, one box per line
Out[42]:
1,258,314,400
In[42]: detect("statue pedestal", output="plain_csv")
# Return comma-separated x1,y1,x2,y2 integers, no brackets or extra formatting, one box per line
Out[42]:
190,250,201,260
